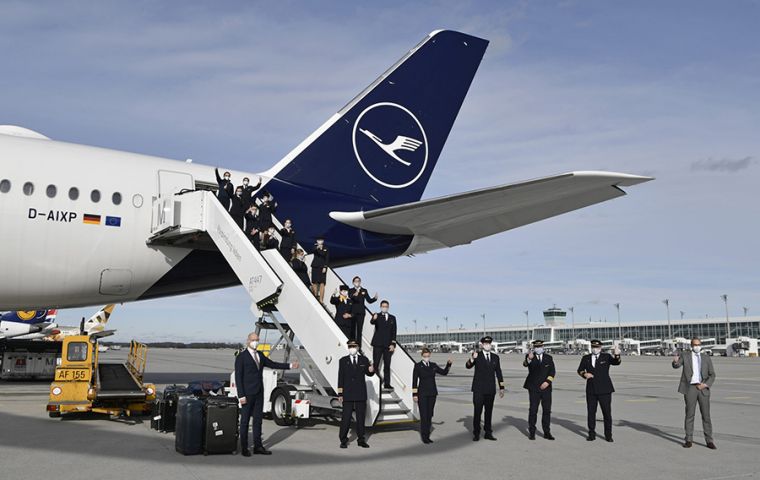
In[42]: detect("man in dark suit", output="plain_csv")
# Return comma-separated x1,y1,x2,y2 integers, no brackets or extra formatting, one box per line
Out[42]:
523,339,556,440
348,276,378,348
370,300,397,390
577,339,621,442
338,339,375,448
278,219,297,258
244,205,262,249
214,168,233,209
465,336,505,441
672,337,717,449
413,348,452,444
228,187,246,229
330,285,354,339
238,176,262,210
235,332,298,456
257,191,278,230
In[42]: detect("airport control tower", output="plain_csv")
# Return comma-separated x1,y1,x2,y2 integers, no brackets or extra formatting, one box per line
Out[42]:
543,306,567,326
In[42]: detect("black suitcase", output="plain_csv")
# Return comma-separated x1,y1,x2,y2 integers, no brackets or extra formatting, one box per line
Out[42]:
203,396,239,455
175,395,204,455
161,385,190,433
150,397,161,431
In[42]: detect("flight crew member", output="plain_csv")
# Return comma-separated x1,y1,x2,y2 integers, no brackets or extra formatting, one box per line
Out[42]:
257,191,278,230
330,285,354,339
577,339,621,442
238,176,262,210
466,336,505,441
290,248,310,287
413,348,452,444
279,219,297,258
370,300,397,390
338,339,375,449
311,236,329,304
229,187,247,229
672,337,717,449
235,332,299,456
523,340,556,440
244,205,261,249
214,168,234,209
261,227,279,251
348,276,378,347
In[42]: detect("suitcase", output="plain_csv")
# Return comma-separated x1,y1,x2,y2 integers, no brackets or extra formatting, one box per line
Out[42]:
150,397,161,431
175,395,204,455
203,396,239,455
162,385,190,433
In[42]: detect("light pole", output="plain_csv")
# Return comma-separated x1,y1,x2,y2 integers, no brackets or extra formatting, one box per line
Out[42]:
481,313,486,339
568,306,575,341
721,294,730,340
743,306,749,318
614,303,622,341
524,310,530,344
680,311,685,321
444,316,449,343
663,299,671,340
413,319,417,343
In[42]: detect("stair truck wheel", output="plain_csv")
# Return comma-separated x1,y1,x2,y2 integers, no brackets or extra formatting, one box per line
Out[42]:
271,386,295,426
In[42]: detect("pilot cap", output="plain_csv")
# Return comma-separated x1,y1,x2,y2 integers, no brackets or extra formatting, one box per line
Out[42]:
480,336,493,344
590,339,602,347
347,339,359,348
339,284,349,291
532,340,544,347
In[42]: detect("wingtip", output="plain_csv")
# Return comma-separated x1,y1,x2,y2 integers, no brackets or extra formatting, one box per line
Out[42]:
570,171,654,187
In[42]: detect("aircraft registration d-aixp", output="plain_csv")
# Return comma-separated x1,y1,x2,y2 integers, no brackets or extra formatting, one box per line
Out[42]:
0,30,651,311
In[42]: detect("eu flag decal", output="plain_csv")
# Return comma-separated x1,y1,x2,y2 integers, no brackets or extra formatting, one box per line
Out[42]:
105,216,122,227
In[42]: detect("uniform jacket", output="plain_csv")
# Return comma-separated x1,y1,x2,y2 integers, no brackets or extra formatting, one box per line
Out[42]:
258,200,278,229
279,227,297,255
348,287,377,314
577,352,621,395
229,194,246,217
290,258,310,285
370,312,397,347
522,353,556,391
238,180,261,210
672,351,716,395
214,168,233,208
465,351,505,394
311,245,329,269
330,295,354,331
337,354,374,401
234,349,290,398
413,361,450,397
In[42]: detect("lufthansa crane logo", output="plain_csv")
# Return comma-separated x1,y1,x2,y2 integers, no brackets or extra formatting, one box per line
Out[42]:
352,102,428,189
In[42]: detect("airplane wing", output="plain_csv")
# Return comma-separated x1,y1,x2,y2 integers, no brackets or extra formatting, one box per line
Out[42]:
330,171,652,254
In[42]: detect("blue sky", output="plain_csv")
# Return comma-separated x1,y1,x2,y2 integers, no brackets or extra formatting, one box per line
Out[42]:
2,1,759,342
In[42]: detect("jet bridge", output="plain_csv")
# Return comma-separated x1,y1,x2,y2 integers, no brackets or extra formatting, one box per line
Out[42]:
147,190,416,426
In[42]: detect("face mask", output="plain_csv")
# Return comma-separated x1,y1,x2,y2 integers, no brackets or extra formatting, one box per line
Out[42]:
236,191,242,197
422,356,431,362
381,307,389,313
249,341,258,349
340,291,348,297
243,181,249,186
348,347,357,355
317,240,324,246
353,282,360,287
268,195,274,201
284,222,291,228
592,348,601,355
224,176,230,181
482,344,492,352
298,255,305,261
692,346,702,353
534,347,544,355
268,229,275,235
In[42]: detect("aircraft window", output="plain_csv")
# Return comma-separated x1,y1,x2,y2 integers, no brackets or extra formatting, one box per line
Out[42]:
0,179,9,193
90,189,101,203
23,182,34,196
69,187,79,200
112,192,122,205
67,342,88,362
46,184,57,198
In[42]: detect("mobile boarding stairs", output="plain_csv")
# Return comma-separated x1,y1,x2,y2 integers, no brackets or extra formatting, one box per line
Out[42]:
147,190,417,427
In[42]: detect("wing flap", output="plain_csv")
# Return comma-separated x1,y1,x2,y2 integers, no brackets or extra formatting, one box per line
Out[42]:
330,171,652,252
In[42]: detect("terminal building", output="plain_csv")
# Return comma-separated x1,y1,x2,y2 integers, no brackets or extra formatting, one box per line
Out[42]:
396,307,760,346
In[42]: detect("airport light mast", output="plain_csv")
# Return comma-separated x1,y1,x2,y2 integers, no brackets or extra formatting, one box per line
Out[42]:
568,306,575,341
614,303,622,341
444,316,449,343
524,310,530,344
663,299,672,339
721,294,730,340
413,319,417,343
481,313,486,339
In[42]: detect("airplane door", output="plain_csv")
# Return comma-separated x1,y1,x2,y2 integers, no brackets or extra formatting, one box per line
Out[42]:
157,170,194,198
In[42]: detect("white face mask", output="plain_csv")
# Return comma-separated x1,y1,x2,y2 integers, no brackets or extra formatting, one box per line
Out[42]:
224,175,230,181
482,344,492,352
692,346,702,353
243,180,249,186
340,291,348,297
284,222,292,228
381,307,389,313
268,229,275,235
534,347,544,355
317,240,324,246
422,356,431,362
592,347,601,355
249,340,258,349
348,347,358,356
298,255,305,261
236,191,242,197
353,281,361,287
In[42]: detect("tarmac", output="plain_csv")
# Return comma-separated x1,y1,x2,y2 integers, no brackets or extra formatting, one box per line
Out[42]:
1,349,759,480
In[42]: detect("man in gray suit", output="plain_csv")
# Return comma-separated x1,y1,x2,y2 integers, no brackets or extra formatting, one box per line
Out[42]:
672,337,717,449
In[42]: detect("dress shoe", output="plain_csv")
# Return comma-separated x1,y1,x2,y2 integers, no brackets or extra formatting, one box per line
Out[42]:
483,434,497,441
473,434,480,441
383,385,393,390
587,433,596,441
683,441,693,448
357,440,370,448
528,432,536,440
605,436,613,443
544,433,555,440
422,438,431,444
241,448,251,457
253,446,272,455
706,442,717,450
340,442,348,449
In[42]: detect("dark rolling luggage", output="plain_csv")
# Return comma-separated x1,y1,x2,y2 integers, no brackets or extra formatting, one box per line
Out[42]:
161,385,190,433
203,396,240,455
150,397,161,431
175,395,204,455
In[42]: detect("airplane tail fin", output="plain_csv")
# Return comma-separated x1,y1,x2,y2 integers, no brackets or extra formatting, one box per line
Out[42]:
83,304,115,334
266,30,488,211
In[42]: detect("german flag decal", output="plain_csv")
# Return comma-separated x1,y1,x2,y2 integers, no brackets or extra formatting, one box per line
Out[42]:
83,214,101,225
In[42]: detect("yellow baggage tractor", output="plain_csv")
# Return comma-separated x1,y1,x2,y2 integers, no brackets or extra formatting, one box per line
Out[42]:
47,332,156,417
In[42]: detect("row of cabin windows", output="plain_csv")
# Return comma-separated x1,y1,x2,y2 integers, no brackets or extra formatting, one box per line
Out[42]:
0,179,122,205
